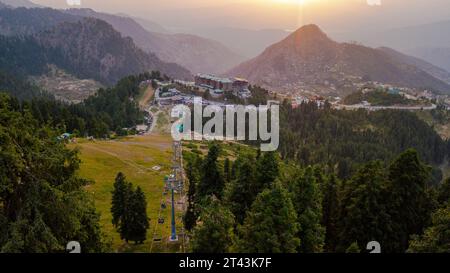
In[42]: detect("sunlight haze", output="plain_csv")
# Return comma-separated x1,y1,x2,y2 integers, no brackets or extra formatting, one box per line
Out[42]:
31,0,450,34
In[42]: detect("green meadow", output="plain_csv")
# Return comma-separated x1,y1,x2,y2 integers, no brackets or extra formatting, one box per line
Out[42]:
69,134,186,253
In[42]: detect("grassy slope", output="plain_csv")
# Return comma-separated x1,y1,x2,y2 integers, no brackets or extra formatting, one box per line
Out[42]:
69,134,186,253
137,85,155,110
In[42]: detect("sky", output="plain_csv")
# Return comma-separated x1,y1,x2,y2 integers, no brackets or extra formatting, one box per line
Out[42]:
31,0,450,32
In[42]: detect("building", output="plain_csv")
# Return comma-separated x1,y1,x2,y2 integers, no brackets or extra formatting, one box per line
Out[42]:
232,77,249,93
136,125,149,134
159,95,183,106
195,74,250,94
388,87,401,95
195,74,233,91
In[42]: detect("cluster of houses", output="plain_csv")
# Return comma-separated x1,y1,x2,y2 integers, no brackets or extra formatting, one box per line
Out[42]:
291,95,327,108
151,73,253,107
157,88,184,106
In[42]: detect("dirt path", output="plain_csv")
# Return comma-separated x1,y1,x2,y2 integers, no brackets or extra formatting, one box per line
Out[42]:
139,85,155,110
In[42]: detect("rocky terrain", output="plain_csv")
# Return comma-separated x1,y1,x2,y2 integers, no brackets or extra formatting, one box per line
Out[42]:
30,65,103,103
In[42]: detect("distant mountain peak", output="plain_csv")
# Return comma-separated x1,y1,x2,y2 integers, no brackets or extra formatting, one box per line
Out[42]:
293,24,325,37
285,24,331,44
228,26,450,95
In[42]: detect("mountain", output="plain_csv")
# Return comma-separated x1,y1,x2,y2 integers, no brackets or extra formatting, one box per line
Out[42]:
331,20,450,74
349,20,450,52
228,25,450,95
34,18,191,84
0,0,41,8
190,27,291,58
65,8,244,74
407,47,450,74
0,7,80,36
131,16,170,34
379,47,450,85
0,17,191,85
0,7,191,84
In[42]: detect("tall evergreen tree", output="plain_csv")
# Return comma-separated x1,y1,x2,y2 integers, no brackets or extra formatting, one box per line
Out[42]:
119,182,134,243
387,149,433,252
321,174,340,252
226,154,258,224
289,167,325,253
111,172,128,228
123,187,149,244
197,144,224,200
256,151,280,190
236,183,300,253
190,197,235,253
337,161,392,253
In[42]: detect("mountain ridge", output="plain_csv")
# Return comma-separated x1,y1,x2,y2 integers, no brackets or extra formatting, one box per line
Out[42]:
65,8,244,74
0,0,41,8
35,18,192,84
0,7,191,85
228,24,450,95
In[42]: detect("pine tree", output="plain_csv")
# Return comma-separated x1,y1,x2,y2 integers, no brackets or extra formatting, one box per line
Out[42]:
289,167,325,253
197,144,224,200
226,154,258,224
337,161,392,253
387,149,433,252
119,182,134,243
256,151,279,190
191,197,235,253
408,205,450,253
127,187,149,244
118,185,149,244
111,172,128,228
236,183,300,253
322,174,340,252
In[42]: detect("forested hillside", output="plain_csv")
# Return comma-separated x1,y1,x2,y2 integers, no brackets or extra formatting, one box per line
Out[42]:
1,71,161,138
0,7,80,36
0,94,109,252
25,73,159,137
184,143,450,253
0,71,48,101
279,101,448,180
0,15,191,85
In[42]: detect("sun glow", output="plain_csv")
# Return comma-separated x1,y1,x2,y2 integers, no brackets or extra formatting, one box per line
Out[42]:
271,0,308,5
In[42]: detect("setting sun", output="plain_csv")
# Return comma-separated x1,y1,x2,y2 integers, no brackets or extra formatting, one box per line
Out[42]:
271,0,308,5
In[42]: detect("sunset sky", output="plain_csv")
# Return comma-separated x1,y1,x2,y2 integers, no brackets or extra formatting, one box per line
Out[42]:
31,0,450,32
